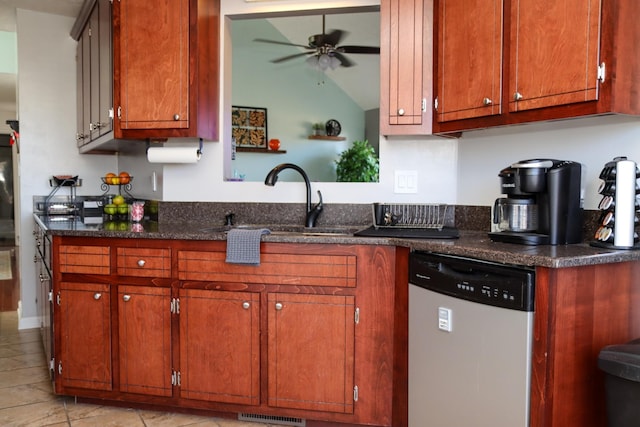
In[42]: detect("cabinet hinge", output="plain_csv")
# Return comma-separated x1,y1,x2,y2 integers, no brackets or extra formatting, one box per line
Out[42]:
434,97,439,112
109,108,114,120
354,307,360,325
171,298,180,314
88,27,92,37
597,62,606,83
48,291,53,303
421,98,427,112
49,358,55,372
353,385,359,402
171,370,181,386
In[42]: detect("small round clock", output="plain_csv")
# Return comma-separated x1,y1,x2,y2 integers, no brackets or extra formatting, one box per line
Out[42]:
325,119,342,137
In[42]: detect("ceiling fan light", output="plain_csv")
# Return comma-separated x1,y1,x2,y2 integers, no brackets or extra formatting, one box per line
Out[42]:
329,55,341,70
318,53,331,70
306,55,319,68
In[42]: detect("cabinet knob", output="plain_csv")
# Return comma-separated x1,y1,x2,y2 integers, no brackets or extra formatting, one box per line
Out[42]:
123,294,131,302
514,92,524,101
242,302,250,310
94,293,102,300
275,302,283,311
137,259,146,267
173,114,180,121
483,97,493,106
397,108,405,116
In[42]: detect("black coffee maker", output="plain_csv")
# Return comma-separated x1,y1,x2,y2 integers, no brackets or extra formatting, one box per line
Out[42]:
489,159,583,245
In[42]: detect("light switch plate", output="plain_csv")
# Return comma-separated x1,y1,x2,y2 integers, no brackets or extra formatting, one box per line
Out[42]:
394,170,418,193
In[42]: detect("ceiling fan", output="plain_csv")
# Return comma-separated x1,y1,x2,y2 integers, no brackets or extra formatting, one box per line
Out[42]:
254,15,380,69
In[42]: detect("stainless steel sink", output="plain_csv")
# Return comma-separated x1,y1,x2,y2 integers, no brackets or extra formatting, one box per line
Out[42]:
199,225,355,237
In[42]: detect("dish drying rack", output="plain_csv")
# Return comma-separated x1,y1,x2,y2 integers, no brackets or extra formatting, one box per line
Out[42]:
372,203,450,230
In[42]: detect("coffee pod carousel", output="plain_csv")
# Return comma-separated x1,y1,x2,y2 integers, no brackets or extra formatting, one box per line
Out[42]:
591,156,640,250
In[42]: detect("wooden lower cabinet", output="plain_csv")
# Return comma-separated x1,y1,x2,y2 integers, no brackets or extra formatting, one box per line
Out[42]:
267,293,355,413
52,237,408,427
179,288,260,405
57,281,112,392
118,285,172,397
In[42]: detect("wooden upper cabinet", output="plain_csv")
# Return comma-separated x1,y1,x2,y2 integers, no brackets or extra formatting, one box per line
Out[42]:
380,0,433,135
113,0,219,140
509,0,601,112
117,0,188,132
434,0,640,134
435,0,503,122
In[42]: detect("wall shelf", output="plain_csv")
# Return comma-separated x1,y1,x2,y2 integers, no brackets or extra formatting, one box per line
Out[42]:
236,147,286,154
308,135,346,141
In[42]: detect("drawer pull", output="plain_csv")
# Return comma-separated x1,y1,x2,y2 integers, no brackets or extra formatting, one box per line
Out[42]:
94,293,102,300
483,97,493,106
123,294,131,302
275,302,283,311
397,108,405,116
137,259,146,267
242,302,250,310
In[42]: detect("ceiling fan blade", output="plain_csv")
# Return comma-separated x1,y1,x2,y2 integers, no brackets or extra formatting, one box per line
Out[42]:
320,29,347,47
337,46,380,54
331,52,355,68
254,38,313,49
271,51,315,64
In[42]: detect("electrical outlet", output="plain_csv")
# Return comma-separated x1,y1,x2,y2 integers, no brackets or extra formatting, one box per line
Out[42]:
394,170,418,193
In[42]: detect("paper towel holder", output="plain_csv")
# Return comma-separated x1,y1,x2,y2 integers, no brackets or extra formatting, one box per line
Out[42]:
145,138,204,162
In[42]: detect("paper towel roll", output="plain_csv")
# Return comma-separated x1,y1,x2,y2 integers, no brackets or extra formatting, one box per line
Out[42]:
147,147,201,164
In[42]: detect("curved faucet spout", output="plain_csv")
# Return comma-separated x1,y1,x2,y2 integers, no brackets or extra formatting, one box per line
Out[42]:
264,163,323,227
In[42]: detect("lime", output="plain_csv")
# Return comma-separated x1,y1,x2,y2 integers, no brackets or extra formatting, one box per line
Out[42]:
113,195,125,205
117,204,129,214
103,204,117,215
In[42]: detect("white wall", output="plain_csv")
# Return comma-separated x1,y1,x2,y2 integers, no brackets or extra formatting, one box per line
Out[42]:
16,9,117,329
457,115,640,210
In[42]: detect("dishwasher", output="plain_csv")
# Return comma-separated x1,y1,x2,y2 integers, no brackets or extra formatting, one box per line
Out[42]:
409,251,535,427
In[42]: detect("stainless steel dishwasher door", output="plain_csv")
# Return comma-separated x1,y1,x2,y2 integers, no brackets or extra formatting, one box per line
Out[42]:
409,255,534,427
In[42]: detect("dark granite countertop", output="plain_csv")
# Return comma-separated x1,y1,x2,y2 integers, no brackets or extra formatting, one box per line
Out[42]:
34,214,640,269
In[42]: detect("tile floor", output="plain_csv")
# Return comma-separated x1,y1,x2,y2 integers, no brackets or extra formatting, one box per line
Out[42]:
0,311,273,427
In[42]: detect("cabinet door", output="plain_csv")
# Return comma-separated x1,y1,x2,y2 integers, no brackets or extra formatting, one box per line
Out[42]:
117,0,189,131
58,282,112,391
380,0,433,135
435,0,503,122
97,0,113,138
268,293,355,413
509,0,602,112
179,289,260,406
118,285,172,397
79,26,91,146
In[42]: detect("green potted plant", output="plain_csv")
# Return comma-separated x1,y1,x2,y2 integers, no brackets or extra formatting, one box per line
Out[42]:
335,139,379,182
312,122,324,136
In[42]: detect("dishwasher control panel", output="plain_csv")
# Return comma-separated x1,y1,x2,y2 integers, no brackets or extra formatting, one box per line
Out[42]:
409,252,535,311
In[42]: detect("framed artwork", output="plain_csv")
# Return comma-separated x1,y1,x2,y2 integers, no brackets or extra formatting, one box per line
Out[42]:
231,106,267,149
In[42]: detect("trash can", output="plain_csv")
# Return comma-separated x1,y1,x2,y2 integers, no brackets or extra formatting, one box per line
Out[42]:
598,338,640,427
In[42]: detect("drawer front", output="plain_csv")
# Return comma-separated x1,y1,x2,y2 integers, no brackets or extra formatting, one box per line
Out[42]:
59,245,110,275
178,251,356,287
117,247,171,278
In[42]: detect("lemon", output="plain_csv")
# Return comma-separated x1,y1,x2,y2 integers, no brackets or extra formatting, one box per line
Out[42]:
113,195,125,206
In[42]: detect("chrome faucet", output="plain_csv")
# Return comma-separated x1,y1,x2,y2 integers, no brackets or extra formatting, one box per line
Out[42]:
264,163,323,228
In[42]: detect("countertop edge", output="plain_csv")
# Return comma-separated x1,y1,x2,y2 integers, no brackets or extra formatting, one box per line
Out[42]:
34,215,640,269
